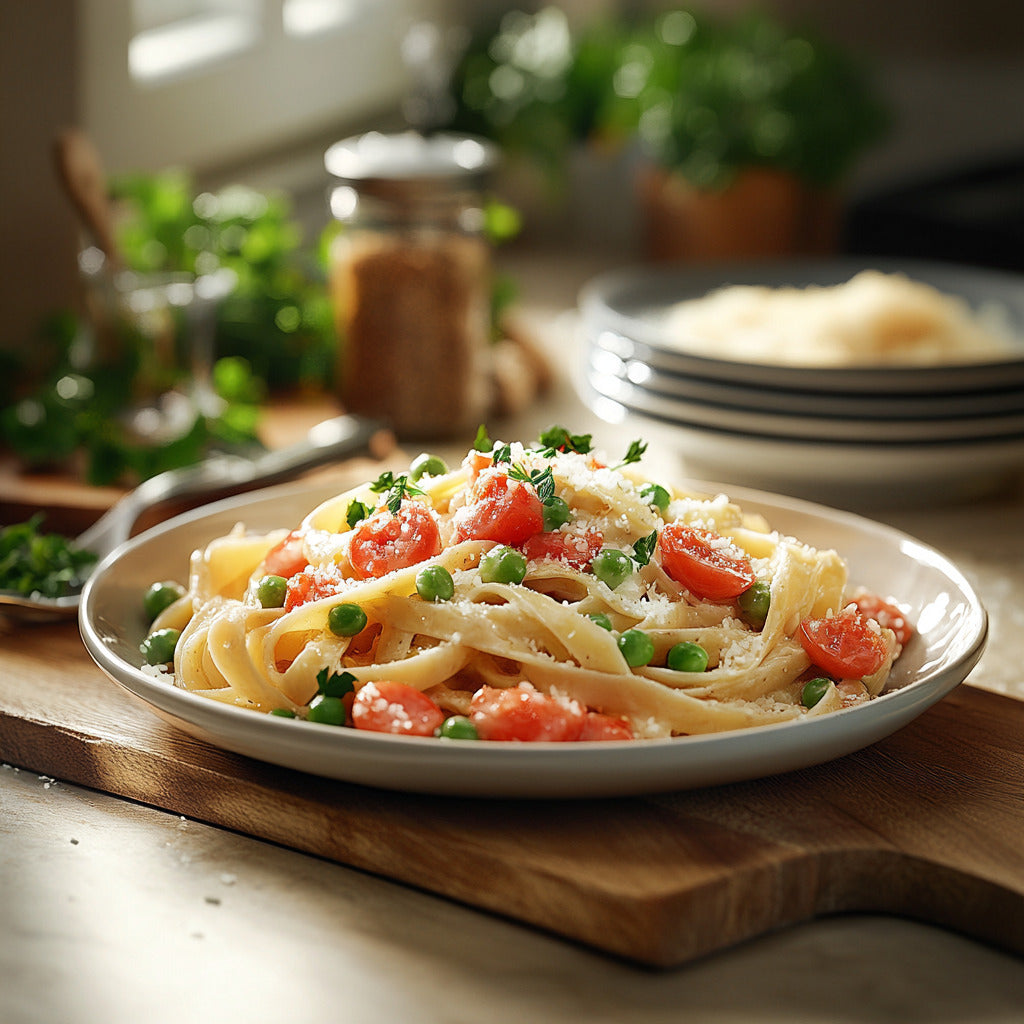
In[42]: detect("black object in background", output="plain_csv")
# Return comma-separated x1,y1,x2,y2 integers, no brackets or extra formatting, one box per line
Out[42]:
844,152,1024,272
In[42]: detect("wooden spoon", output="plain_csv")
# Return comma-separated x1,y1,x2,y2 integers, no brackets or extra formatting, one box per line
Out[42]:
52,127,121,267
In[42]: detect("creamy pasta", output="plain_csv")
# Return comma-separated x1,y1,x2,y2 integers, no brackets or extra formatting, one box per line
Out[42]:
148,428,909,741
662,270,1017,366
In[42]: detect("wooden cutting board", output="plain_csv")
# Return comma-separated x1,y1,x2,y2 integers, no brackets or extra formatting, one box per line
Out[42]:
1,616,1022,969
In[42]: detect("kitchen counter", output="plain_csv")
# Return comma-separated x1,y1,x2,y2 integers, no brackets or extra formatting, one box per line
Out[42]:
3,250,1024,1023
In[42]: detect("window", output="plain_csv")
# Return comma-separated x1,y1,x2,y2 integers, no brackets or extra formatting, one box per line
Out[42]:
80,0,432,175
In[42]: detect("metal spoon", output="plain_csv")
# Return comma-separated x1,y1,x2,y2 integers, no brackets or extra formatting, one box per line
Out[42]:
0,414,392,622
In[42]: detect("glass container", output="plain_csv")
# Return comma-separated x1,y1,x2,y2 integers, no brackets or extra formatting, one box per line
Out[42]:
325,131,498,439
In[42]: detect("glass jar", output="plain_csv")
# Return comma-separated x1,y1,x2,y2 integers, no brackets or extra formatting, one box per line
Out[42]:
74,246,234,443
325,131,498,439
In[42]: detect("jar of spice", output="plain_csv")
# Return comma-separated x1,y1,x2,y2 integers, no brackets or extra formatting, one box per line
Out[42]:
325,131,498,439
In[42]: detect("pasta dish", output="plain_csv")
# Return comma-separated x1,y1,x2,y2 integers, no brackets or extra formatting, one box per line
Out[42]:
144,427,912,742
662,270,1017,367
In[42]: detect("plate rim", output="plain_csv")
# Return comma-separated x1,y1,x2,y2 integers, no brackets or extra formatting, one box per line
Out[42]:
578,257,1024,394
79,478,989,798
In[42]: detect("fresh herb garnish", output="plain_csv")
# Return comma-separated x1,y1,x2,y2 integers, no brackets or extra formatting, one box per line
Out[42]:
346,500,369,528
489,441,558,506
369,471,425,514
614,439,648,469
506,463,556,506
316,668,357,698
536,425,593,455
631,531,658,568
0,514,98,598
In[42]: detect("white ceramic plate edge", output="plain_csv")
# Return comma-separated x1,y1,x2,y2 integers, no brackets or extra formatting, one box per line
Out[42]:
79,480,989,799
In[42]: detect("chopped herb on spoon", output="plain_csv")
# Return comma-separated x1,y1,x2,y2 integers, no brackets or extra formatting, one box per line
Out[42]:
0,514,97,598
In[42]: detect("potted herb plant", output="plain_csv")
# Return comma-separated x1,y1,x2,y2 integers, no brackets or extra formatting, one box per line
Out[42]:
444,6,890,261
618,8,891,261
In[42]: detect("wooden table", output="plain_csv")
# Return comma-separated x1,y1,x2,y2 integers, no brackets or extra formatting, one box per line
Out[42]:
4,251,1024,1022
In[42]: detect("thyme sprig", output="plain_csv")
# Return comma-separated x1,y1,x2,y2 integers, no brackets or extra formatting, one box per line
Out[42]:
491,444,557,506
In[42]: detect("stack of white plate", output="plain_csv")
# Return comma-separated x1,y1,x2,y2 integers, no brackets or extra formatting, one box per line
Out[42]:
578,259,1024,506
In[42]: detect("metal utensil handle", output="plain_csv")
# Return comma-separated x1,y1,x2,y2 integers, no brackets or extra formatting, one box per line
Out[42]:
77,415,391,550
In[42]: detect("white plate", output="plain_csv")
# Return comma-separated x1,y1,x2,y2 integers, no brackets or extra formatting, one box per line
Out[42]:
584,386,1024,508
80,481,987,798
584,361,1024,444
579,258,1024,394
587,334,1024,420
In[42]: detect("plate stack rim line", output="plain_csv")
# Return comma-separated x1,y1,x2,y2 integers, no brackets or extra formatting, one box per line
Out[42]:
585,335,1024,422
580,377,1024,450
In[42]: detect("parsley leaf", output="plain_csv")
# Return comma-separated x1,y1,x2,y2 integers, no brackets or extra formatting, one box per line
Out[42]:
614,439,648,469
473,424,492,452
369,471,424,515
346,500,369,528
631,531,658,568
0,514,98,598
492,443,513,465
536,425,593,455
316,668,357,698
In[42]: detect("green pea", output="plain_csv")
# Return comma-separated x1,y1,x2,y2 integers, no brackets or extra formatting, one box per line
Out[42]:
618,629,655,667
269,708,297,718
410,453,448,481
737,580,771,627
439,715,480,740
591,548,632,590
588,612,613,631
143,580,186,622
140,627,180,665
416,564,455,603
667,641,709,673
328,602,368,636
307,694,347,726
801,677,833,709
256,574,288,608
480,545,528,585
639,483,670,514
542,496,571,531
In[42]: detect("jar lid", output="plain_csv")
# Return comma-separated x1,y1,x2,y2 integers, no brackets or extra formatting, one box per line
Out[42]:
324,131,498,195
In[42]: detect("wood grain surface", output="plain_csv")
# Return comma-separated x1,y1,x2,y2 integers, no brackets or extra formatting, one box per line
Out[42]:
1,615,1022,968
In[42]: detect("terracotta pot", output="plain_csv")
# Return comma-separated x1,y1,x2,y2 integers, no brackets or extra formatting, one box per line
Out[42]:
637,164,841,263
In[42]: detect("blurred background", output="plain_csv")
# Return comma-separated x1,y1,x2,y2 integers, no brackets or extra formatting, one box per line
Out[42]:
1,0,1022,484
4,0,1022,345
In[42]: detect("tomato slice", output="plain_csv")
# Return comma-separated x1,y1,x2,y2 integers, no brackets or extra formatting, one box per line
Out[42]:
453,470,545,547
578,712,633,741
521,529,603,569
351,681,445,737
798,613,889,679
283,566,345,612
849,592,914,647
349,501,442,580
464,450,493,482
658,524,756,601
263,530,309,579
469,684,585,742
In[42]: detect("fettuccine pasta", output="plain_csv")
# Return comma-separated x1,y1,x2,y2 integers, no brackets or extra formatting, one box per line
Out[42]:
146,428,910,741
